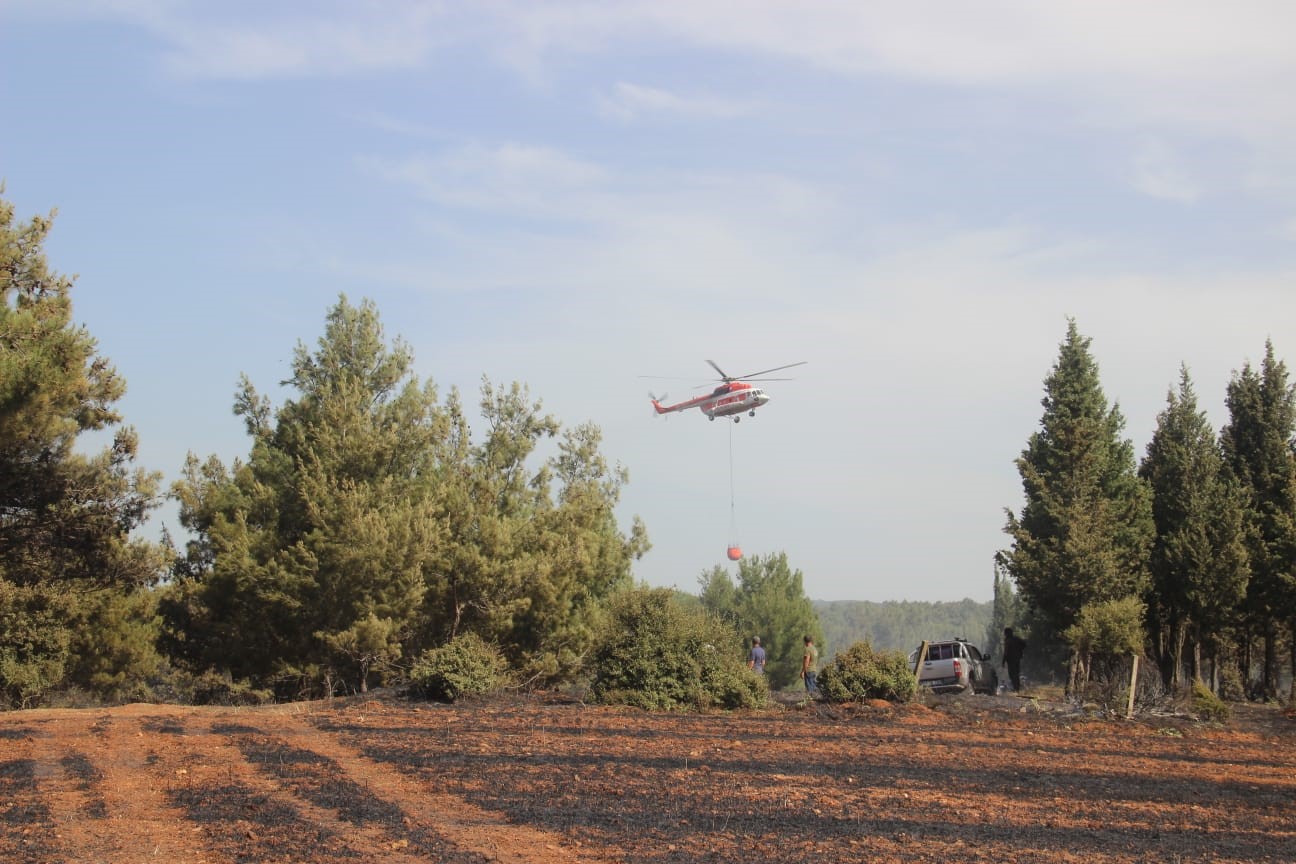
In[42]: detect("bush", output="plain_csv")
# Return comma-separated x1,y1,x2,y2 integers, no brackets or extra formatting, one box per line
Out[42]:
185,670,274,706
697,643,768,710
1192,678,1230,722
409,633,509,703
66,588,167,703
817,640,917,704
1063,598,1145,656
1217,663,1246,702
0,580,73,709
590,587,767,711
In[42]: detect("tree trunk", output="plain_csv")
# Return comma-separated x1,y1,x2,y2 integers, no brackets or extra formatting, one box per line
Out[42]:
1066,649,1078,701
450,582,463,639
1241,630,1253,699
1154,613,1173,689
1192,636,1203,690
1290,619,1296,709
1066,649,1088,702
1263,626,1278,700
1170,619,1188,691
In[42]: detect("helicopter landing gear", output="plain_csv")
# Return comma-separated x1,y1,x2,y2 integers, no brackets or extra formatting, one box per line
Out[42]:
749,409,756,417
709,415,715,421
733,417,740,423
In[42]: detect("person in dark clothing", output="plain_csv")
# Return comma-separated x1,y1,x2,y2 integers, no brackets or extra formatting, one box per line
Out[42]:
1002,627,1027,692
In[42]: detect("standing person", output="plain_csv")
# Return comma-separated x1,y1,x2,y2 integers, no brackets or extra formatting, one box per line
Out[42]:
801,635,819,695
1002,627,1027,692
747,636,766,674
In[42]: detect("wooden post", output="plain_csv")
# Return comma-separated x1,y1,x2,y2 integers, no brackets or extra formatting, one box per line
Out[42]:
913,641,929,693
1126,655,1139,719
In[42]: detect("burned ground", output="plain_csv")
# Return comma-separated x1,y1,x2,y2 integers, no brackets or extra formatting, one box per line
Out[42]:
0,691,1293,863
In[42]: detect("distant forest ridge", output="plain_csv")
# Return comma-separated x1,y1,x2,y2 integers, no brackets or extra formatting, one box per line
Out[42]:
814,598,993,658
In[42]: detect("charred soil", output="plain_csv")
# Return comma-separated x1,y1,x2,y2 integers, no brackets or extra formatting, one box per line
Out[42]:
1,691,1293,863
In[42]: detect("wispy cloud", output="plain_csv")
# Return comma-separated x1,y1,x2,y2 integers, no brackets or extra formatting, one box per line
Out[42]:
17,0,448,79
1131,140,1202,203
156,5,442,79
597,82,759,123
460,2,1296,145
25,1,1296,147
357,143,611,221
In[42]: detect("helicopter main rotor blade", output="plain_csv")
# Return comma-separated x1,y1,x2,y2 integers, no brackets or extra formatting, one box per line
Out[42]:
706,359,730,380
731,361,807,380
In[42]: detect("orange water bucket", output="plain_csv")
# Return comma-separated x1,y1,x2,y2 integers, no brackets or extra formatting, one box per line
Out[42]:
726,545,742,561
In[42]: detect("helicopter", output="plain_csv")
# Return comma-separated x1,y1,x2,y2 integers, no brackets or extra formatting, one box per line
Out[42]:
648,360,806,423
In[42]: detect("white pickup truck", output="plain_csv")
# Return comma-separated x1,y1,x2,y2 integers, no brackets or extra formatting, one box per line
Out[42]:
909,639,997,694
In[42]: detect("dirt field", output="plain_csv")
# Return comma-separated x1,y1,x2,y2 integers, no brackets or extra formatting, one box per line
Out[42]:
1,690,1293,863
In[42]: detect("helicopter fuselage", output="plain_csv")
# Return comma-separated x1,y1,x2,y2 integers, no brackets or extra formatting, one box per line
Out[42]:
652,381,770,421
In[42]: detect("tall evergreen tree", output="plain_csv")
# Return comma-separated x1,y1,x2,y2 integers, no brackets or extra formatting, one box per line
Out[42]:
166,295,647,695
697,552,821,689
1140,367,1249,690
419,380,648,673
167,296,443,693
0,193,166,707
1001,320,1154,682
1219,342,1296,699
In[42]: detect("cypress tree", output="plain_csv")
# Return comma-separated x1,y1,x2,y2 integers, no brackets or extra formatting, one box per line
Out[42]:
1001,320,1153,684
1140,367,1248,691
1219,342,1296,699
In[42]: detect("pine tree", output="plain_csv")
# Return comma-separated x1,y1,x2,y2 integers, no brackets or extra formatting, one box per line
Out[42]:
697,552,821,689
167,296,451,693
0,193,166,707
1140,367,1248,690
1001,320,1154,685
1219,342,1296,699
166,295,647,695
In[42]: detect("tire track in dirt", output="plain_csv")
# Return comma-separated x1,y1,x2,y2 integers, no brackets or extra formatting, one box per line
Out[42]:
0,725,58,864
197,717,480,863
156,712,453,863
4,709,216,864
4,704,624,863
273,711,626,864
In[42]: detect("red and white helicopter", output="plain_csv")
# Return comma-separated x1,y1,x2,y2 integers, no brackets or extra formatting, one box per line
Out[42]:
648,360,806,422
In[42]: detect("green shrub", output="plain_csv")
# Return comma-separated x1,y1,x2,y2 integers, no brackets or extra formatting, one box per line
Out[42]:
1063,597,1146,656
697,642,768,710
817,640,917,703
0,580,73,709
1217,663,1246,702
185,670,274,706
66,588,166,703
409,633,508,703
590,587,767,710
1191,678,1230,722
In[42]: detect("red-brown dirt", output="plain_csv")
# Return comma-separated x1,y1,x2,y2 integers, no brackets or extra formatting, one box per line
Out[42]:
1,691,1293,863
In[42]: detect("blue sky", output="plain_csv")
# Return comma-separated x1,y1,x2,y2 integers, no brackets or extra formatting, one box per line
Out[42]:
3,1,1295,602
